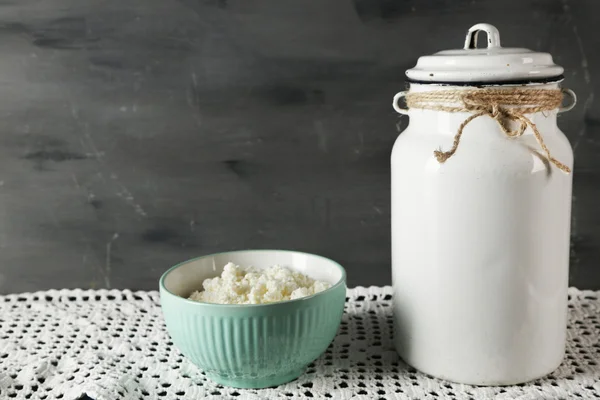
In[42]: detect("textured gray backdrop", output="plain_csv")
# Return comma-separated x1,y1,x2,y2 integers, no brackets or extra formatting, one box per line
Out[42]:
0,0,598,293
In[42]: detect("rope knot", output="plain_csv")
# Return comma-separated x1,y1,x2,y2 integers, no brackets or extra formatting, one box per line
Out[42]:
490,104,501,118
404,88,571,173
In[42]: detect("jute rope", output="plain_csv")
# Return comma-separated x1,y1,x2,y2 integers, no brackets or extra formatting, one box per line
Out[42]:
404,88,570,173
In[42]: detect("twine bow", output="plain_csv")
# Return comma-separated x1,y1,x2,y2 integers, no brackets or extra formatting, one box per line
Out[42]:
404,88,570,173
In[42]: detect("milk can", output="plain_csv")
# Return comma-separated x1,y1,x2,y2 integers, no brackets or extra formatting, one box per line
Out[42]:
391,23,576,385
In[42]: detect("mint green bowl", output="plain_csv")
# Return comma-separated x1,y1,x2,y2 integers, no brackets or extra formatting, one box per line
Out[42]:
159,250,347,388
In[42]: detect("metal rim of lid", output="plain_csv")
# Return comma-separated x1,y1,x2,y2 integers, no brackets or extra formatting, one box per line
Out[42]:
406,75,565,87
405,23,565,85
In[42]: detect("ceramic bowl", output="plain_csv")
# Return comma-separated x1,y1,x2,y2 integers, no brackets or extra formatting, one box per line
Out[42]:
159,250,346,388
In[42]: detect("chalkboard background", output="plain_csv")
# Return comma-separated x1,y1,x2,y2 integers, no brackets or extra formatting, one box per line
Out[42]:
1,0,598,293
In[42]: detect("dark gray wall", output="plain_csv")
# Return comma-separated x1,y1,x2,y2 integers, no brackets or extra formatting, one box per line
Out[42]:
1,0,598,293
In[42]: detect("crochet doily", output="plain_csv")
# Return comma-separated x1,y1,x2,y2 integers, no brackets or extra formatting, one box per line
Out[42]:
0,287,599,399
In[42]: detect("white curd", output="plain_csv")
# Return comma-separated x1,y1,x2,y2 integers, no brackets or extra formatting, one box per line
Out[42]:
188,262,331,304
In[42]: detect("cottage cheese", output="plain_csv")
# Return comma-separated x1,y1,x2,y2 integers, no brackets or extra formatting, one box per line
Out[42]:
188,262,331,304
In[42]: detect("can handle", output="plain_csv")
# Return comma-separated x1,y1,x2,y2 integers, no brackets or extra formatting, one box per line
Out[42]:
393,91,409,115
559,88,577,113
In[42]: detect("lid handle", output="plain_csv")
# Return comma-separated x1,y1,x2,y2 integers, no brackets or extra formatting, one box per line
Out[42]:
464,23,501,49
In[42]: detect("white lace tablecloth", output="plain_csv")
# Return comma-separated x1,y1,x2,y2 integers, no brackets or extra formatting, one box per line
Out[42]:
0,287,599,400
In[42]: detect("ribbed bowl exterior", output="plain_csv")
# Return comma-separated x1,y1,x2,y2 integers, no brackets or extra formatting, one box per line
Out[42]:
160,282,346,388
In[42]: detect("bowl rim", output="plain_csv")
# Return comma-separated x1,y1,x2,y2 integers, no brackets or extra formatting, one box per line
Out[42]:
159,249,347,308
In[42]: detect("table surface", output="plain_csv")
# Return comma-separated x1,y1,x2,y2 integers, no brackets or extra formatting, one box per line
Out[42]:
1,287,599,399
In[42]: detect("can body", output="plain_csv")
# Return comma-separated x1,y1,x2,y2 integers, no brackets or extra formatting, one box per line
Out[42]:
391,84,573,385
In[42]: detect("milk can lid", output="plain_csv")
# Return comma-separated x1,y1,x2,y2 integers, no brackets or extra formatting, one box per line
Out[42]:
405,23,564,85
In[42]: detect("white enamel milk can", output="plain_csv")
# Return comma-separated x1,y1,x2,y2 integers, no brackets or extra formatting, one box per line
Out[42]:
391,23,577,385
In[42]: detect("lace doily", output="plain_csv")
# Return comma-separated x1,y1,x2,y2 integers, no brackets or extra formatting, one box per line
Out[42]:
0,287,599,399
